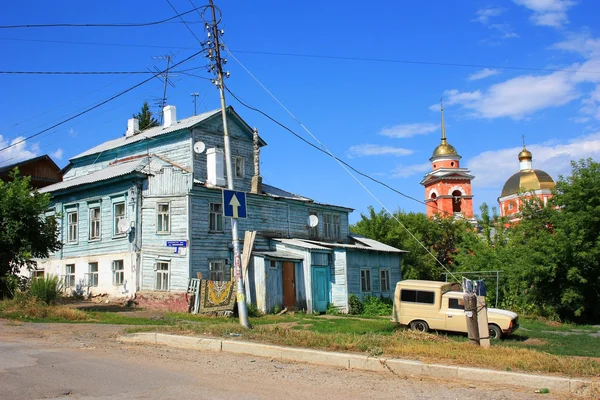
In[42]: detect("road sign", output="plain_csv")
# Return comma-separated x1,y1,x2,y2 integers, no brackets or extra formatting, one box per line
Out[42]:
222,189,247,219
166,240,187,247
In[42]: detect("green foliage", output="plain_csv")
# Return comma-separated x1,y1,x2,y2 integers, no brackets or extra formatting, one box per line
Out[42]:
362,295,393,316
133,101,159,130
348,294,362,315
272,305,281,314
0,170,62,298
326,303,340,315
246,302,262,317
29,275,62,304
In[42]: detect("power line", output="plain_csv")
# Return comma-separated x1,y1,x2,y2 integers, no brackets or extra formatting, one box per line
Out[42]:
0,50,204,154
165,0,203,44
0,5,209,29
0,36,194,50
0,68,203,75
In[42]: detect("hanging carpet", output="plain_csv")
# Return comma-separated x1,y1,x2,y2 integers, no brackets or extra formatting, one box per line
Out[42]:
198,280,237,314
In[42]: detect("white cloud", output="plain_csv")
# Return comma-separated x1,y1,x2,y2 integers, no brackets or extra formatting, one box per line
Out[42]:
379,123,439,138
347,144,413,158
390,162,431,178
51,148,64,160
0,135,40,167
553,33,600,58
473,7,505,24
513,0,575,28
467,133,600,190
489,23,519,39
436,71,578,119
468,68,501,81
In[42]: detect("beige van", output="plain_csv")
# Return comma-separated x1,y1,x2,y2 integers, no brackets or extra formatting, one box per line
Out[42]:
392,280,519,339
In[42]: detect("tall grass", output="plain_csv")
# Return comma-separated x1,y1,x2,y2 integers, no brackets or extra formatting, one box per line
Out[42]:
29,275,62,304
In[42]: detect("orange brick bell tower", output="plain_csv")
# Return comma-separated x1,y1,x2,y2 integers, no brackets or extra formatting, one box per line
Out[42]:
420,101,475,221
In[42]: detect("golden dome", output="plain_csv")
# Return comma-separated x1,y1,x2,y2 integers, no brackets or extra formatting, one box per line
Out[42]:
432,139,458,157
518,148,532,161
500,169,555,198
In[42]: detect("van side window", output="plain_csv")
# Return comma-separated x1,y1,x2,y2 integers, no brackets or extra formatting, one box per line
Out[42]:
449,298,465,310
400,289,435,304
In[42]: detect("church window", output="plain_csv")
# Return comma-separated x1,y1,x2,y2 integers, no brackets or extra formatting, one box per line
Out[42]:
452,190,462,214
451,162,454,167
430,192,437,199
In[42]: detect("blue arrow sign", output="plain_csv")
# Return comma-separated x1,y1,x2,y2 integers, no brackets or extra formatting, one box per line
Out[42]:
223,189,247,219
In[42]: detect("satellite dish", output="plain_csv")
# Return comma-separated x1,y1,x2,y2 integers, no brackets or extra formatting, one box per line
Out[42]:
193,141,206,154
308,215,319,227
117,218,130,233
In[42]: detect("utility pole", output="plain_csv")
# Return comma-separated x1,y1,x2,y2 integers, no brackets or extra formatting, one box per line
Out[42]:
191,92,200,115
204,0,249,328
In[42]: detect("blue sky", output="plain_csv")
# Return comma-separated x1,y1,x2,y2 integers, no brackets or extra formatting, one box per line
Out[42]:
1,0,600,223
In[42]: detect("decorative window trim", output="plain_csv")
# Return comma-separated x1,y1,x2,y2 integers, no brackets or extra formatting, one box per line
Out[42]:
112,202,127,237
156,202,171,234
429,189,439,199
66,210,78,243
360,268,371,293
89,206,101,241
447,186,465,196
209,202,224,233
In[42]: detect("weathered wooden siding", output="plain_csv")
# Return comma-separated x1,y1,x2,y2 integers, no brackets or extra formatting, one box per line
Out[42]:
331,249,348,311
271,242,312,312
346,251,402,301
265,260,283,313
253,256,266,312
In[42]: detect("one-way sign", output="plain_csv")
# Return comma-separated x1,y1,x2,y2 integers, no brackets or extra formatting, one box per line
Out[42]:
222,189,247,219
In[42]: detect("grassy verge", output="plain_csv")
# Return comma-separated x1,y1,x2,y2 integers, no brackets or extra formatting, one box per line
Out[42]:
2,299,599,377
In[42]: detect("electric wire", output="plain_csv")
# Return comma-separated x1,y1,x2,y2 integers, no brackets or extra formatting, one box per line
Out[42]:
0,50,205,154
165,0,203,44
0,6,209,29
0,67,206,75
222,48,461,281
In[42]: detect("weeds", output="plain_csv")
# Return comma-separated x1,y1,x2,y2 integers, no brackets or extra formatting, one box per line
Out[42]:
29,275,62,304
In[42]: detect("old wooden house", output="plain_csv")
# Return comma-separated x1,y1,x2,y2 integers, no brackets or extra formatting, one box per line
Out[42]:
39,105,405,313
0,154,62,189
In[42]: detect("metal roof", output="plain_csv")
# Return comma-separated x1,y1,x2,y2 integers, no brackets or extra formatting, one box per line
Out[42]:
262,183,313,202
252,250,304,261
274,237,406,253
39,157,148,193
273,238,331,250
500,169,555,198
73,108,222,160
350,235,408,253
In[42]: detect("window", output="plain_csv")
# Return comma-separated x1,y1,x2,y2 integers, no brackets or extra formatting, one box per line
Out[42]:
269,260,277,269
67,211,78,243
380,269,390,292
65,264,75,288
324,214,341,240
308,211,318,239
452,190,462,214
360,269,371,292
400,289,435,305
449,298,465,310
89,207,101,240
234,156,245,179
157,203,170,233
112,260,124,286
209,260,227,281
209,203,223,232
87,262,98,287
32,269,44,279
113,202,126,236
508,202,514,211
155,262,169,291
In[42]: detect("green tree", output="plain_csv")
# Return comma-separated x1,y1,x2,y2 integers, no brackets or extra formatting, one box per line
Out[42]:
133,101,159,130
0,169,61,298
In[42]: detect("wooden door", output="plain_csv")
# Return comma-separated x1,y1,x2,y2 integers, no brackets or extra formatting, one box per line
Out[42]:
312,266,329,312
282,262,296,309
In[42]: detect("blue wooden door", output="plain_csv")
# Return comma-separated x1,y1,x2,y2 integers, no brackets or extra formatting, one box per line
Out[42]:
312,267,329,312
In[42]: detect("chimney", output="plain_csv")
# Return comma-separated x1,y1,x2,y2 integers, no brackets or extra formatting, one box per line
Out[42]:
163,105,177,127
126,118,140,137
251,127,263,194
206,148,226,187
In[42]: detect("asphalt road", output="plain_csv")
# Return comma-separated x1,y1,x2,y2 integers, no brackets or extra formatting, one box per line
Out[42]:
0,321,560,399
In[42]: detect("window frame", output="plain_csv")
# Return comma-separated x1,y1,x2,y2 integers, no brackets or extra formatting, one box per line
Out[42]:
87,262,99,287
65,264,76,288
89,206,101,241
233,156,245,179
113,202,127,237
400,289,436,305
380,269,390,292
360,269,371,293
155,261,170,291
209,202,224,233
67,210,78,243
156,202,170,234
324,213,341,241
448,298,465,310
209,260,228,281
112,260,124,286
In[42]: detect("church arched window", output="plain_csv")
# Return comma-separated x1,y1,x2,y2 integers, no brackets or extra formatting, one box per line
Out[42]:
452,190,462,213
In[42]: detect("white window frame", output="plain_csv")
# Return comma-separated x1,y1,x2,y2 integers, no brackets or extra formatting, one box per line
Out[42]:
156,202,170,233
155,261,170,291
324,213,341,240
89,206,101,241
65,264,76,288
112,260,124,286
360,269,371,293
67,211,78,243
380,269,390,292
87,262,99,287
209,203,224,232
209,260,227,281
113,202,126,236
233,156,245,179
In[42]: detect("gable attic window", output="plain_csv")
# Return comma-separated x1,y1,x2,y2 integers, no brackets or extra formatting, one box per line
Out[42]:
67,210,78,243
324,213,341,240
234,156,245,179
113,202,126,236
89,206,101,241
157,202,170,233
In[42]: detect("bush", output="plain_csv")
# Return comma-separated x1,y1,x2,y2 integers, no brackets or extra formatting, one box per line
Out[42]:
348,294,363,315
29,275,62,304
326,303,340,315
246,302,262,317
362,295,393,316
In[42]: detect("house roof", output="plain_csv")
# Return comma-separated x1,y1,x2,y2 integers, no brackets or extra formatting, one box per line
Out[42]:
273,239,331,250
262,183,313,202
72,106,267,160
252,250,305,261
274,237,406,253
350,234,409,253
39,157,149,193
0,154,61,174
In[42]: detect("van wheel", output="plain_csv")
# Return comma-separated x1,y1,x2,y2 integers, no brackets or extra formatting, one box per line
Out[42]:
488,324,502,340
410,320,429,333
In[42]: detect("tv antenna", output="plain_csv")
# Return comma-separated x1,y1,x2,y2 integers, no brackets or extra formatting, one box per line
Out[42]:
150,54,177,118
